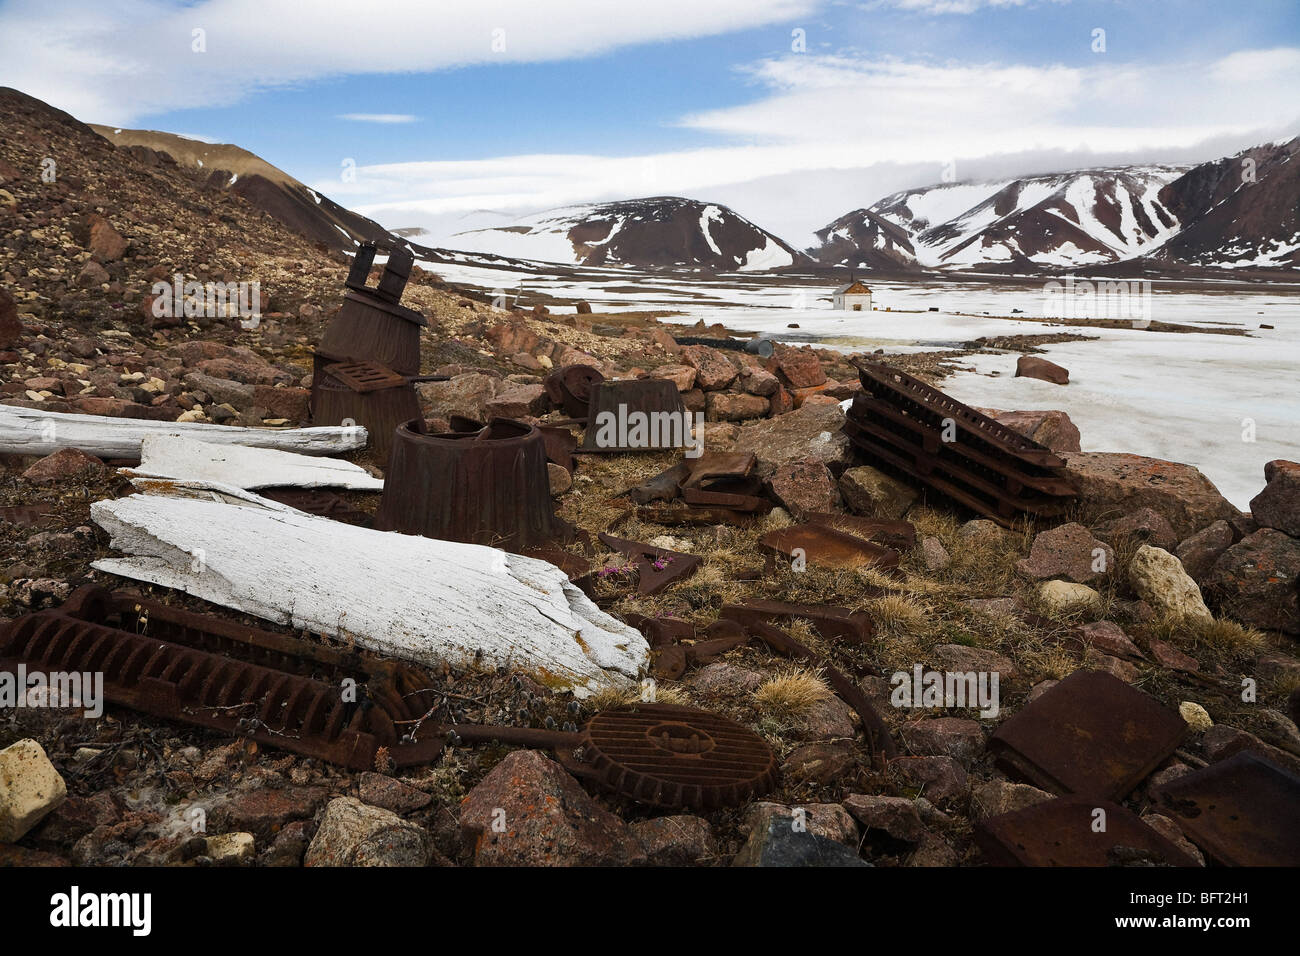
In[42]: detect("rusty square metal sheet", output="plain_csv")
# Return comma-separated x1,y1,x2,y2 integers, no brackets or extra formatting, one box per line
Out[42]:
977,798,1201,867
759,523,900,571
805,512,917,552
1150,751,1300,867
989,670,1187,801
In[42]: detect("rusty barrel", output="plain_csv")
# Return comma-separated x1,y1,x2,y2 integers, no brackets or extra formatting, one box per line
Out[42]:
374,418,568,550
580,378,690,452
309,364,420,467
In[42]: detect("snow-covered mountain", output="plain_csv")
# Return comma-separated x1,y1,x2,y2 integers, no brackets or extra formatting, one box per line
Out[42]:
447,197,808,271
812,166,1188,271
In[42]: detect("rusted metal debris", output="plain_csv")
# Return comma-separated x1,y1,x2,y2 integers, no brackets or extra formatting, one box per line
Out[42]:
621,613,695,648
723,598,874,645
375,418,571,551
536,424,579,475
989,670,1187,801
579,379,689,453
680,452,757,490
443,703,779,811
597,532,702,595
0,587,446,771
627,462,693,504
635,504,760,526
977,798,1201,867
543,364,605,418
1150,751,1300,867
310,362,421,466
720,606,897,760
844,361,1078,527
804,512,917,552
759,522,901,572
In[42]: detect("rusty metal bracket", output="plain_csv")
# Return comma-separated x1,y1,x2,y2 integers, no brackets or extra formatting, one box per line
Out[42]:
598,532,702,595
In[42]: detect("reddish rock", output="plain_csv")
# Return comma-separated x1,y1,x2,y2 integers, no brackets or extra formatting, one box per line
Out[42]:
417,373,500,421
72,396,175,420
731,401,853,472
887,756,969,806
684,662,764,697
931,644,1018,684
576,301,593,314
1061,451,1241,540
1175,520,1235,583
977,407,1081,453
358,773,432,814
741,367,779,397
196,356,290,387
1250,459,1300,536
1015,355,1069,385
841,794,924,843
745,801,859,845
970,779,1054,820
1016,522,1114,583
485,383,547,419
1204,529,1300,635
770,346,827,389
486,319,542,356
1076,621,1144,661
768,459,840,519
680,345,738,391
212,786,328,839
630,815,718,866
22,447,106,484
768,385,794,416
85,214,128,262
680,388,706,413
1092,507,1179,552
705,391,769,422
783,740,858,786
1148,639,1200,674
252,385,310,421
649,364,696,392
459,750,645,866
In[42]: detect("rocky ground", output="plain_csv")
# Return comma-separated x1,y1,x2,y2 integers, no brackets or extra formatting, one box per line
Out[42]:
2,87,1299,868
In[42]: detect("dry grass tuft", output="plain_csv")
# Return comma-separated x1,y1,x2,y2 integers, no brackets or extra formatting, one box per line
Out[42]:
755,668,830,719
868,593,929,635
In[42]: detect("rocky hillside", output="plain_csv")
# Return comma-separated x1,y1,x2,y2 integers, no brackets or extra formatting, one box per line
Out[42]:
448,197,810,271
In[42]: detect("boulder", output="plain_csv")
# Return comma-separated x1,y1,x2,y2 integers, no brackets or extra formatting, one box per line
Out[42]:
741,367,779,397
1076,621,1143,660
970,779,1054,820
745,802,859,845
1091,507,1178,552
769,458,840,519
85,214,128,262
1060,451,1240,540
1128,545,1212,620
838,465,917,519
630,815,717,866
728,401,852,472
304,797,430,867
649,364,697,392
769,346,827,389
1204,529,1300,635
732,815,869,867
887,756,969,806
1250,460,1300,536
1016,522,1114,583
485,383,547,419
782,740,858,786
920,536,951,571
1175,520,1235,583
1015,355,1069,385
842,794,924,843
417,373,501,421
679,345,737,391
22,447,106,484
358,773,433,814
705,391,769,422
458,750,644,866
979,407,1081,452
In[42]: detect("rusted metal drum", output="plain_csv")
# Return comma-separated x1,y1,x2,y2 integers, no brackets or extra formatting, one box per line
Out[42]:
544,364,604,418
316,290,425,377
374,418,569,550
309,364,420,467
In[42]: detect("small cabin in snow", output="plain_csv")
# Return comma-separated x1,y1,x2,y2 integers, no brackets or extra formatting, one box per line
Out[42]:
834,281,872,312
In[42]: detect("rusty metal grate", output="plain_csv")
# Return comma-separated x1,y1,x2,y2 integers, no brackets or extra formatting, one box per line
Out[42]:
1150,751,1300,866
323,360,410,394
0,587,445,771
977,798,1201,867
444,703,778,811
989,670,1187,801
844,361,1078,526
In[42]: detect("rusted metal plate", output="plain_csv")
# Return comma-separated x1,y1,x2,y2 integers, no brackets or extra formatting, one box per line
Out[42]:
375,418,571,551
543,364,605,418
977,798,1201,867
536,424,578,474
323,360,409,394
681,451,756,490
580,379,689,452
989,670,1187,801
759,523,900,571
805,512,916,552
622,613,694,648
1150,751,1300,867
626,461,691,504
635,504,759,526
0,504,55,527
598,532,701,595
0,587,445,771
681,484,771,513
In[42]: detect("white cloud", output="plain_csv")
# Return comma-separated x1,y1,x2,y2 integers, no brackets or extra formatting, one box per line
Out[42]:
328,48,1300,244
337,114,419,124
0,0,818,124
865,0,1068,13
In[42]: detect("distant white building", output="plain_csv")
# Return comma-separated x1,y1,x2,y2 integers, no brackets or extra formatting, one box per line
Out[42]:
833,280,872,311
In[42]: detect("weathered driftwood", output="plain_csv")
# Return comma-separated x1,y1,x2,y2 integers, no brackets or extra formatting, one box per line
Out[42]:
0,404,367,460
122,436,383,491
89,491,648,696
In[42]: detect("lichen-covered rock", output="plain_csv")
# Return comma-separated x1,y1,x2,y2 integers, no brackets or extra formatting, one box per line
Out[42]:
305,797,430,867
769,458,840,519
1175,519,1236,583
838,465,917,519
1128,545,1212,620
1038,580,1102,614
1250,459,1300,536
0,740,67,843
1016,522,1114,583
727,401,852,472
1204,529,1300,635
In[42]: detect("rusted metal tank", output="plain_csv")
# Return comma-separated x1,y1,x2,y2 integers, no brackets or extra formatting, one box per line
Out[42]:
580,378,690,452
373,418,570,550
309,361,421,467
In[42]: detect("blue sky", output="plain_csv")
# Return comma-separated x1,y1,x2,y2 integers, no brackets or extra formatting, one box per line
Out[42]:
2,0,1298,243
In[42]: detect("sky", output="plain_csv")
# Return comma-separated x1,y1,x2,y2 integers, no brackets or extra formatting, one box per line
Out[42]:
2,0,1298,248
